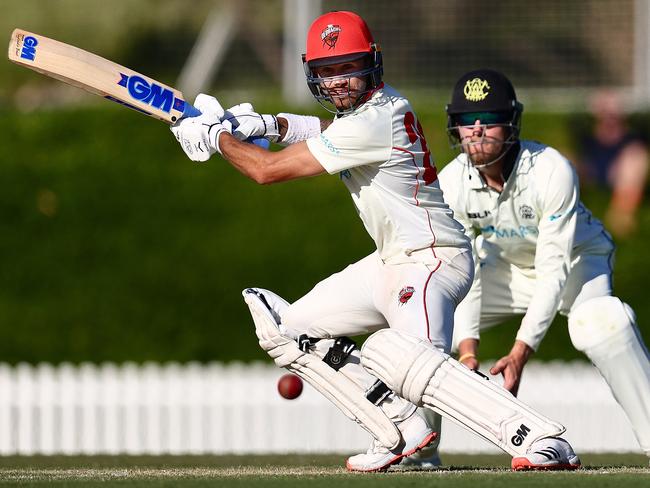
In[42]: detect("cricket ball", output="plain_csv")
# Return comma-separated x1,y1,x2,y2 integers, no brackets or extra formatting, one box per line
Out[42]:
277,373,303,400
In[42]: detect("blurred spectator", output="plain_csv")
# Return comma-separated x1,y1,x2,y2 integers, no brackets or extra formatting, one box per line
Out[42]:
578,90,649,238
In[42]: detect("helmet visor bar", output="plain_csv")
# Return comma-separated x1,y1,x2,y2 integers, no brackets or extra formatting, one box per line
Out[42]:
305,65,381,115
307,65,378,85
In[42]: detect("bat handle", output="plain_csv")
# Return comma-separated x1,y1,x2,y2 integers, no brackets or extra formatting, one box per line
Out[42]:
182,103,270,149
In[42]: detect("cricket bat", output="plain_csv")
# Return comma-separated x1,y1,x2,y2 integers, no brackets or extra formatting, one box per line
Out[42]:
7,28,268,146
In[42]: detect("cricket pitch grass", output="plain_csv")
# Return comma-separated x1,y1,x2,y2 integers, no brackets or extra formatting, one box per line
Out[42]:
0,454,647,487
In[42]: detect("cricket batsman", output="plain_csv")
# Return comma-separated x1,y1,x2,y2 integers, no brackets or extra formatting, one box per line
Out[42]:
432,68,650,463
170,12,581,471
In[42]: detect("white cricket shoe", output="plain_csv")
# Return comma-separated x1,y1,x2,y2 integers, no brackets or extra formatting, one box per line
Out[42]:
391,443,442,471
346,411,436,472
511,437,581,471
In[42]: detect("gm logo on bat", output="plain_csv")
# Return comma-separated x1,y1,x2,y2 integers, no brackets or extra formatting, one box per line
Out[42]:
19,35,39,61
118,73,185,114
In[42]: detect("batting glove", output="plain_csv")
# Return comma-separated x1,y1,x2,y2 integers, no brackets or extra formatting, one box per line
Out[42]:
224,103,280,143
170,94,231,161
193,93,225,120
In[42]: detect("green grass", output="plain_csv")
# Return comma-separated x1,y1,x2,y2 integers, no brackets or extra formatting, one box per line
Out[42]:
0,454,647,487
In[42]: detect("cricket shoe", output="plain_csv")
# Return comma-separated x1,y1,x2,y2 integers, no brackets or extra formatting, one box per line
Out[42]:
346,410,436,472
511,437,581,471
390,443,442,471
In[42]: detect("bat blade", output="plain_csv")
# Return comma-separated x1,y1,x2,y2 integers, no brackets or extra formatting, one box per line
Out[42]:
8,29,270,148
8,28,197,123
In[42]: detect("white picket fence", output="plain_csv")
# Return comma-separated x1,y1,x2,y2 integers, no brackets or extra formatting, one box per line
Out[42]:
0,361,641,455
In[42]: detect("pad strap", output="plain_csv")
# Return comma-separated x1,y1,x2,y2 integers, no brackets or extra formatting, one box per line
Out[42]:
298,334,320,352
366,380,392,405
323,337,357,371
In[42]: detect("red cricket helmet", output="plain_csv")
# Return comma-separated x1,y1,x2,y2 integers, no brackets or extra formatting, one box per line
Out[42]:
305,11,375,64
302,11,383,113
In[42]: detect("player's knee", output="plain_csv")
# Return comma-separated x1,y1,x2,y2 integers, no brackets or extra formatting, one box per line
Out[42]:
280,304,335,346
568,296,637,352
278,302,301,331
361,329,447,405
279,302,323,337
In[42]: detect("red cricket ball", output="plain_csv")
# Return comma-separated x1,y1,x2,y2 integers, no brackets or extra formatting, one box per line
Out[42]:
277,373,303,400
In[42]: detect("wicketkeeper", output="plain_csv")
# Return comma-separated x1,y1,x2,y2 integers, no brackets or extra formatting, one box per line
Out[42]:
416,68,649,465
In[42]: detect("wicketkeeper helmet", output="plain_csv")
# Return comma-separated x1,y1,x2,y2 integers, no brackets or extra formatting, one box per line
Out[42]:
446,68,524,148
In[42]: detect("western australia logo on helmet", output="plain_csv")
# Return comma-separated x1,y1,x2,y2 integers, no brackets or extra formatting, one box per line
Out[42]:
321,24,341,49
464,78,491,102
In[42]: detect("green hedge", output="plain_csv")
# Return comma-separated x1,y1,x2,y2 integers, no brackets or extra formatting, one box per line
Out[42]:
0,106,647,364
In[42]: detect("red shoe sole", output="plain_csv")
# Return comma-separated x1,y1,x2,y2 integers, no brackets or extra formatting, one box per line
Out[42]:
512,458,581,471
346,431,438,473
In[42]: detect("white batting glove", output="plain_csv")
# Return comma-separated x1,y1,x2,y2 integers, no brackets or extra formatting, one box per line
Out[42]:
193,93,225,120
224,103,280,143
170,94,230,162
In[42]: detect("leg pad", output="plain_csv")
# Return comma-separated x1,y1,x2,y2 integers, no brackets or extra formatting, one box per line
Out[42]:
243,288,401,449
361,329,565,456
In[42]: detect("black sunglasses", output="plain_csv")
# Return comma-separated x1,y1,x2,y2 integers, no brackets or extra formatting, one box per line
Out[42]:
454,111,512,126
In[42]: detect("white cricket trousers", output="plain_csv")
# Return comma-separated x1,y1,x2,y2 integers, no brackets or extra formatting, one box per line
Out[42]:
279,247,473,422
282,247,473,353
453,240,615,342
453,242,650,457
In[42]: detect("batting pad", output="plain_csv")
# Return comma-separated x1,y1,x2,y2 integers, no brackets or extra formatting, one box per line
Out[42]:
242,288,401,450
361,329,565,456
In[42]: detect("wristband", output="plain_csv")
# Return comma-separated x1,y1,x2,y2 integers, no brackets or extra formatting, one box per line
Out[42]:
458,353,476,363
208,122,229,155
277,112,322,145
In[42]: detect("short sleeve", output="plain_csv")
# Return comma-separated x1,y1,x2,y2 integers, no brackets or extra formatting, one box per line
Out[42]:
305,106,392,174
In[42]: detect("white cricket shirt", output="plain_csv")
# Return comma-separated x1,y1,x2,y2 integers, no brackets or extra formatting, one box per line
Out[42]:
438,141,610,349
306,84,470,263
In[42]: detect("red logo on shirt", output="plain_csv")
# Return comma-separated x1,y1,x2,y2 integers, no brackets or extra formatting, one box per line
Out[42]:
398,286,415,305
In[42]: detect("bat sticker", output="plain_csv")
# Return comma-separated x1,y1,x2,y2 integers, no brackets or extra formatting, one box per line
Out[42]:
117,73,183,114
18,34,39,61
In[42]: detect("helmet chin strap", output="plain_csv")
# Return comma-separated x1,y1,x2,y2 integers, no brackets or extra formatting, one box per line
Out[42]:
467,142,515,170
